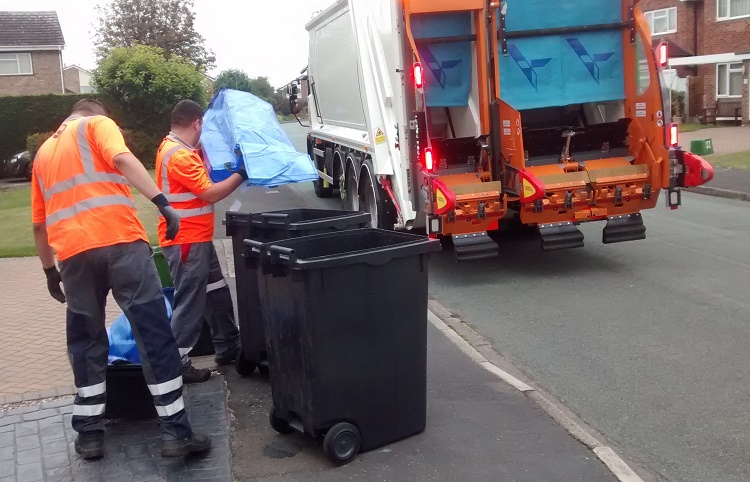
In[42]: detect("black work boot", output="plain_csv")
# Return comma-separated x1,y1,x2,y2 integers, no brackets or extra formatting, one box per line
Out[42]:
182,366,211,384
214,346,240,366
74,430,104,460
161,433,212,457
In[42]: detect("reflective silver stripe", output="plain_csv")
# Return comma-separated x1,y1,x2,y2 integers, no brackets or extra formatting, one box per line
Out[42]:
147,376,183,396
77,381,106,398
46,195,136,226
178,347,193,356
166,192,198,203
77,117,95,173
206,279,228,293
174,205,214,218
72,403,105,417
160,145,184,195
44,172,128,202
155,396,185,417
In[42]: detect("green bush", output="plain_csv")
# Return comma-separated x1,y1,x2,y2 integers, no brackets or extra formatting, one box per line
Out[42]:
27,129,162,170
0,94,102,160
671,90,686,118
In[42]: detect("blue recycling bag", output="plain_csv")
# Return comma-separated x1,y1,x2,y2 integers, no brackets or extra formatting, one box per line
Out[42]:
200,88,317,186
107,288,174,365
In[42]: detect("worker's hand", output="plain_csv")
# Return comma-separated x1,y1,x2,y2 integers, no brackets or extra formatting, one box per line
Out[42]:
43,266,66,304
224,162,249,181
151,194,181,241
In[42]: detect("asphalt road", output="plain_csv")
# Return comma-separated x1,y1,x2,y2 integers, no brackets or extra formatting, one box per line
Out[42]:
219,123,750,482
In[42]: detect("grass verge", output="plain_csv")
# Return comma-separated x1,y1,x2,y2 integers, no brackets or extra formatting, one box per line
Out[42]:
0,174,160,258
708,150,750,170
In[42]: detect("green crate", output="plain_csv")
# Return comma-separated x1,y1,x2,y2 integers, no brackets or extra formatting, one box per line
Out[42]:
690,138,714,156
152,246,173,288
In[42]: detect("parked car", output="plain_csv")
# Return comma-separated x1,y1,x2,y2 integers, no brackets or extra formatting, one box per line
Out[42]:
1,151,32,180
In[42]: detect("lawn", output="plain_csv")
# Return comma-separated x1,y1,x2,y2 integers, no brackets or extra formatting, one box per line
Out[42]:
679,123,708,133
707,150,750,170
0,175,160,258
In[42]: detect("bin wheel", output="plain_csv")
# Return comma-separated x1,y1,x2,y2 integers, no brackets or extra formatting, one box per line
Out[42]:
269,408,294,435
323,422,361,465
235,350,257,377
258,364,270,377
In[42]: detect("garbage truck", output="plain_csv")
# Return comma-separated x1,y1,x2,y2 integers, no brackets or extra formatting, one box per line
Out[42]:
287,0,714,260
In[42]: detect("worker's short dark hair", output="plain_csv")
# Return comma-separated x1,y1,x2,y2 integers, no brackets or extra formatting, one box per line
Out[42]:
71,99,107,117
171,100,204,128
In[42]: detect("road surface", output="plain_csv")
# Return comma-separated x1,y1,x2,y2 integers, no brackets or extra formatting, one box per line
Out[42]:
219,122,750,482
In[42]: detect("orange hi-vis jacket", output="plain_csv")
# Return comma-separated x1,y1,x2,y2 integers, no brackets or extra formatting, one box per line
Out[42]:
31,115,148,261
155,134,215,247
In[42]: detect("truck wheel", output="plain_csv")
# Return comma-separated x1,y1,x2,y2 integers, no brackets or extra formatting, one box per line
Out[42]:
345,162,360,211
359,159,395,229
323,422,361,465
313,160,333,199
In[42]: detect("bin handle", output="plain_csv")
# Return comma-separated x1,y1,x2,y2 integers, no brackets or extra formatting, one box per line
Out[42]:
244,239,263,258
269,245,297,266
258,212,289,225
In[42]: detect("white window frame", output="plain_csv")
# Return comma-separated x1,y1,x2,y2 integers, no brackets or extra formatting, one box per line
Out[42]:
0,52,33,76
645,7,678,35
716,62,745,98
717,0,750,21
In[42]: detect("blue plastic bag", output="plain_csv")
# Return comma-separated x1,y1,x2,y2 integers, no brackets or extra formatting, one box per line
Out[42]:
200,88,317,186
107,288,174,365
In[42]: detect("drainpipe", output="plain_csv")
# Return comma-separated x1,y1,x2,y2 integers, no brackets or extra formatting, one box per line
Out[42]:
58,46,65,94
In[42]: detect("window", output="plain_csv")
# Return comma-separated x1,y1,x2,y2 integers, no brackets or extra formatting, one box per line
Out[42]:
716,63,744,97
718,0,750,20
645,7,677,34
635,34,651,95
0,53,33,75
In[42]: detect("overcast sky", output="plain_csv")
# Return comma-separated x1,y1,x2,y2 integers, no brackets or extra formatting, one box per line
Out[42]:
0,0,334,87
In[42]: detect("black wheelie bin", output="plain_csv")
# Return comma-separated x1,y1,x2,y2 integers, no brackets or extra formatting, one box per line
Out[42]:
225,209,370,377
245,228,441,465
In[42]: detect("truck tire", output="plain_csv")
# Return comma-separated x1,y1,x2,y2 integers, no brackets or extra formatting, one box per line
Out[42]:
313,157,333,199
359,158,395,229
344,160,359,212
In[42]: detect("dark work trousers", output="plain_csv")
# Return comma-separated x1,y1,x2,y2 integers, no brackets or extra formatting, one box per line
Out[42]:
59,240,191,440
163,242,240,368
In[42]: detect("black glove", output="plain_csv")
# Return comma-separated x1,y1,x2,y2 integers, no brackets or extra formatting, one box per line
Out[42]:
224,162,248,181
152,194,181,240
43,266,66,304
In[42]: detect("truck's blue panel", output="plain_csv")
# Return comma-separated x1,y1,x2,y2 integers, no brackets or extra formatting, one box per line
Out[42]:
411,13,473,108
499,0,625,111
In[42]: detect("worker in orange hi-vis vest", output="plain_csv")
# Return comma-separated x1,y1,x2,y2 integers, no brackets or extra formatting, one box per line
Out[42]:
31,99,211,460
155,100,246,384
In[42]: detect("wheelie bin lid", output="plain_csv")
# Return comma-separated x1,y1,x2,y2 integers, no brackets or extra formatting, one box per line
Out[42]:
244,228,441,270
250,209,371,232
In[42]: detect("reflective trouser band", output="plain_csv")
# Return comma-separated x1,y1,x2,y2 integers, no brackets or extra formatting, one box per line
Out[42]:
173,205,215,218
147,376,183,396
155,396,185,417
72,403,105,417
77,381,106,398
44,172,128,202
46,195,136,226
178,348,193,356
206,279,228,293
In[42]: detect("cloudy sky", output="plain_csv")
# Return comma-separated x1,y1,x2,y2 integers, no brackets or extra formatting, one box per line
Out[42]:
0,0,335,87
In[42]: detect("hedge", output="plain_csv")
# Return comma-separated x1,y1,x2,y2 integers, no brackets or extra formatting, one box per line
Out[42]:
0,94,104,161
27,129,162,170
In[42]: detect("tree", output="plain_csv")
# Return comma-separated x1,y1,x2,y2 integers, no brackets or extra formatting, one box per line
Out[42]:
94,0,215,70
214,69,253,93
247,77,275,103
93,45,207,134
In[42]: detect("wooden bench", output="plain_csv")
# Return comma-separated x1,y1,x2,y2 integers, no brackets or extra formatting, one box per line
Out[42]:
702,100,742,126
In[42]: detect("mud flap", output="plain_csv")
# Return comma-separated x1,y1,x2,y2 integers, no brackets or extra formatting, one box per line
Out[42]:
538,222,585,251
453,232,499,262
602,213,646,244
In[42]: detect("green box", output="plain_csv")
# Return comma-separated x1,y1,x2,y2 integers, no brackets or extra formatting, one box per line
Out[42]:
152,246,173,288
690,138,714,156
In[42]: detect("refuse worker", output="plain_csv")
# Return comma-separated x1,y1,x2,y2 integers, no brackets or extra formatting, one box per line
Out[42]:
156,100,245,384
31,99,211,460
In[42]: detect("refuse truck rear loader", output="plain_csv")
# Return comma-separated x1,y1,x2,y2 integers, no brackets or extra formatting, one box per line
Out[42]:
288,0,714,260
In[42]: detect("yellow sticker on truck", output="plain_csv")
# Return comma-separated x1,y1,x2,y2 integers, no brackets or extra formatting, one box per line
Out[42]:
522,178,537,199
375,128,386,145
436,189,448,210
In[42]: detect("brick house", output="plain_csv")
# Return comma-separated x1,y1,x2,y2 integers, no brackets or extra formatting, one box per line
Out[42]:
0,11,65,97
63,65,95,94
639,0,750,124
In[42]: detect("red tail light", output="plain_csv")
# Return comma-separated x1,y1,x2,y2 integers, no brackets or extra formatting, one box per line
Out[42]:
669,123,679,147
424,147,434,172
414,62,424,89
657,42,668,68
